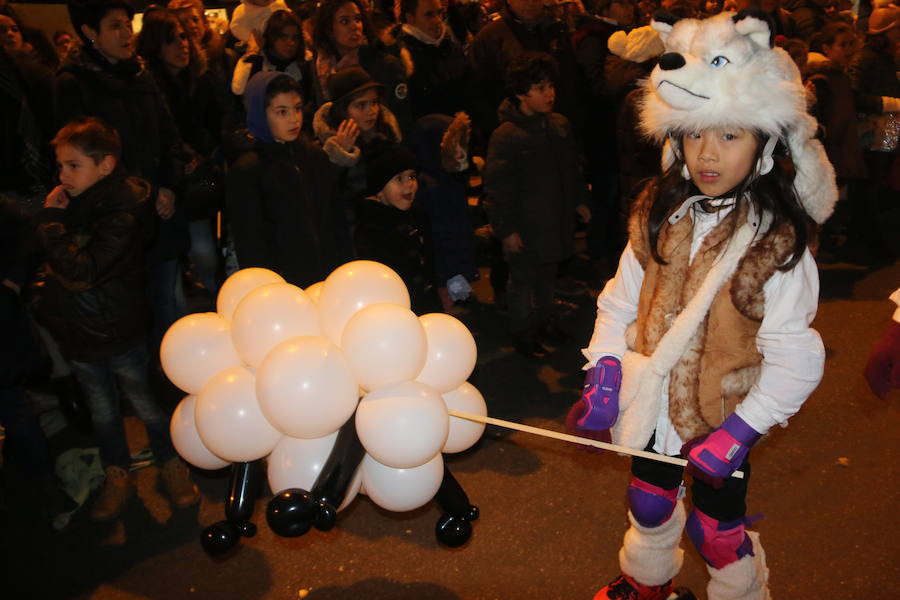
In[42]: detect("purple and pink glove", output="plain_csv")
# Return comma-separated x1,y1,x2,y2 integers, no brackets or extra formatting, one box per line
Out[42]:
565,357,621,452
682,412,761,489
864,321,900,399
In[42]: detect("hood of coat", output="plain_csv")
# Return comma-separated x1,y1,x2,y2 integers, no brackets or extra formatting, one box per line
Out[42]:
496,97,549,129
58,44,145,87
312,100,403,144
243,70,291,143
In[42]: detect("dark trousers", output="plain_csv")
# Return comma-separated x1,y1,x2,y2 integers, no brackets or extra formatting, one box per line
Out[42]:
507,255,557,337
631,435,751,522
69,342,175,469
0,386,53,478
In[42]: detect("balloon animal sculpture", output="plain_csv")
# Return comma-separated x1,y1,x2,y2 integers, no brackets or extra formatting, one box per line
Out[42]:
161,262,486,556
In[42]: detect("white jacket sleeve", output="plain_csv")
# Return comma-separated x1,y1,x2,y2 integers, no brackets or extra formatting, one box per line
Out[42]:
581,243,644,369
734,248,825,433
231,55,255,95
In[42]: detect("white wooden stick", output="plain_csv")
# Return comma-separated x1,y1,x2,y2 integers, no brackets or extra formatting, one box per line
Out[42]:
447,409,745,480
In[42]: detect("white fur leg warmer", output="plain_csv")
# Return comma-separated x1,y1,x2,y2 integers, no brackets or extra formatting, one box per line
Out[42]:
707,531,771,600
619,500,686,586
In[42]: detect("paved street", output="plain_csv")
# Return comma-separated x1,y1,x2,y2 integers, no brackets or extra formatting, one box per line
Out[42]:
7,256,900,600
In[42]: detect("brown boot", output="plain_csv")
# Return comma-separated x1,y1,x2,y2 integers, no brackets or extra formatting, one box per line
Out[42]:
89,466,135,522
160,457,200,508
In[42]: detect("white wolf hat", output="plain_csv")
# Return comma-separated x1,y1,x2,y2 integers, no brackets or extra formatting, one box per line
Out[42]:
639,10,837,224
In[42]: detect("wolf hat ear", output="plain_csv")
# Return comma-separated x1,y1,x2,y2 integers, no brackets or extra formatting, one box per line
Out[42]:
651,10,679,43
733,9,775,49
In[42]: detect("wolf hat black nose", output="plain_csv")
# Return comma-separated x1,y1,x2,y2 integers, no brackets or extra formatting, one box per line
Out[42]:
658,52,686,70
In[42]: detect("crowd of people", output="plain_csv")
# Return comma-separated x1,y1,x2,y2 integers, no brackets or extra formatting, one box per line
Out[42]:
0,0,897,530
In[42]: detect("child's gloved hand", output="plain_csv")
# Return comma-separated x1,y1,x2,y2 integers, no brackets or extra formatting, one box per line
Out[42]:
564,400,611,454
864,320,900,399
682,412,761,489
573,356,621,431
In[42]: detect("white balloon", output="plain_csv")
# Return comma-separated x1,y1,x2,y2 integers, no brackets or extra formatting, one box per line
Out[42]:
160,313,243,394
339,467,363,511
416,313,478,393
361,453,443,512
256,336,359,438
217,267,285,321
304,281,324,304
266,432,337,493
195,366,282,462
356,381,448,468
442,382,487,453
231,283,321,367
342,303,427,391
318,260,410,345
170,395,230,470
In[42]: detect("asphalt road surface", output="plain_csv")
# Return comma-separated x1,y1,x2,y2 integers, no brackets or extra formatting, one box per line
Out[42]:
6,257,900,600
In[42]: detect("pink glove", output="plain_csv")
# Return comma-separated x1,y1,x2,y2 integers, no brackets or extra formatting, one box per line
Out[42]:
681,413,760,489
864,321,900,399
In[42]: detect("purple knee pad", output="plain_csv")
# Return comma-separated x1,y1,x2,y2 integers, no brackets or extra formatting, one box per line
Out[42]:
686,508,755,569
627,476,679,527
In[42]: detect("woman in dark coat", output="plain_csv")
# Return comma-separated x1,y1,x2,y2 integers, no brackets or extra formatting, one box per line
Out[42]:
310,0,412,135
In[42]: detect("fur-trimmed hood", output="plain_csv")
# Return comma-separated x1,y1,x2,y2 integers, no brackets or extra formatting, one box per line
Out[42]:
312,101,402,167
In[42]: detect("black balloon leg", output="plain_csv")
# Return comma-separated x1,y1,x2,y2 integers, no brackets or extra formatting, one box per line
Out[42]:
309,414,366,531
433,464,478,548
225,460,263,535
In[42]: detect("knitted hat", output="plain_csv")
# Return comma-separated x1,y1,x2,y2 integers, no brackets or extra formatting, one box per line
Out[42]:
639,9,837,224
328,66,384,105
365,141,418,197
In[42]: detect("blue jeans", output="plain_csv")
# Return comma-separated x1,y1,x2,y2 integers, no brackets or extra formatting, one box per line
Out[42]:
69,343,175,469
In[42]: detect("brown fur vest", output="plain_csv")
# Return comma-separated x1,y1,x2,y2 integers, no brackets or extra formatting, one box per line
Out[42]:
627,188,796,441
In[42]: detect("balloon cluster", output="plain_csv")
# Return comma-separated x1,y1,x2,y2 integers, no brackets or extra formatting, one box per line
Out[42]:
162,261,487,555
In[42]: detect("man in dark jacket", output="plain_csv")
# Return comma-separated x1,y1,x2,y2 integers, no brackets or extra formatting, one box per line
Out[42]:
31,117,198,522
225,71,353,288
468,0,584,140
483,53,590,358
396,0,469,120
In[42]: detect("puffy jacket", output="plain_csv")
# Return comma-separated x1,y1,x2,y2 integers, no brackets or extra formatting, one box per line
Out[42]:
30,174,154,362
483,99,589,263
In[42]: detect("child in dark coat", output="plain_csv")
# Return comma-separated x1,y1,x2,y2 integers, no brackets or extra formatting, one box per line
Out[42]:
483,52,591,358
353,141,437,314
31,117,198,522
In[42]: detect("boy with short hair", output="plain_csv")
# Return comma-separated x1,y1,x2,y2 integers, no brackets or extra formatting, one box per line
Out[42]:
32,117,198,521
483,51,591,358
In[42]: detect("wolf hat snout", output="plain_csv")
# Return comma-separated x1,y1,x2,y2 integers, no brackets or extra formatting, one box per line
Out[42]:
639,9,837,224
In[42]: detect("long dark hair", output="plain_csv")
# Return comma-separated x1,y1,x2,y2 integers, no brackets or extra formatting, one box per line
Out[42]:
326,86,385,132
312,0,377,59
136,8,205,78
263,9,305,62
647,131,814,271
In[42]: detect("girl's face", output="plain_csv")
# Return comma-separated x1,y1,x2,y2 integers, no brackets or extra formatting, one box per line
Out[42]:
380,169,418,210
175,8,207,43
682,128,759,198
346,89,380,131
271,25,302,61
267,91,304,142
822,32,856,67
84,8,134,63
160,23,190,73
332,2,364,54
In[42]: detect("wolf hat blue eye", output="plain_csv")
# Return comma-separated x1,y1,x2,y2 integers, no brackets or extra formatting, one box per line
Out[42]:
710,55,730,67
